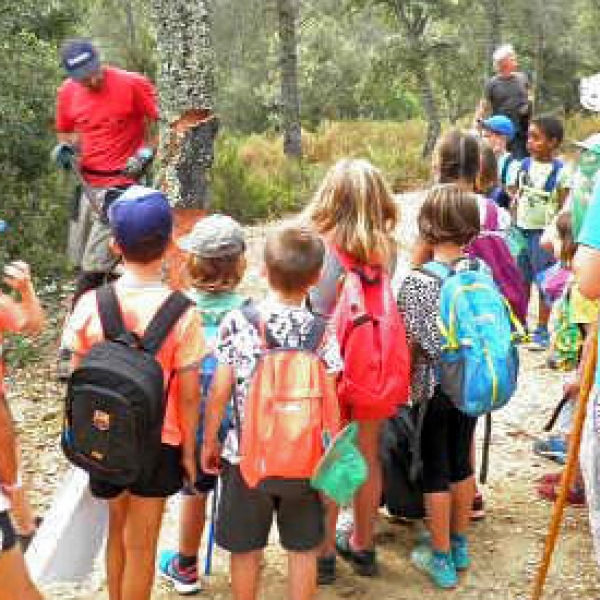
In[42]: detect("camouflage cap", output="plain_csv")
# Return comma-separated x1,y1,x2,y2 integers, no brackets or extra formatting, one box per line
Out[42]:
177,214,246,258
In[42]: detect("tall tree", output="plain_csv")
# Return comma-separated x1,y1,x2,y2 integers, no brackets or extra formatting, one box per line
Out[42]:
151,0,218,210
277,0,302,157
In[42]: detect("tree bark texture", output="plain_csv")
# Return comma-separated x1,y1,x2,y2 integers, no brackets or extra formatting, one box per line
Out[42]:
151,0,218,209
277,0,302,158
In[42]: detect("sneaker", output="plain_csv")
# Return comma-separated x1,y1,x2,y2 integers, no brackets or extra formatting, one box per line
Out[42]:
317,555,336,585
533,437,567,464
411,543,457,589
471,493,485,522
335,531,378,576
528,327,550,351
450,535,471,571
158,550,201,595
537,482,586,507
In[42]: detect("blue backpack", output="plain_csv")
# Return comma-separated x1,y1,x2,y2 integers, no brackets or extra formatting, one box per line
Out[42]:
423,259,522,417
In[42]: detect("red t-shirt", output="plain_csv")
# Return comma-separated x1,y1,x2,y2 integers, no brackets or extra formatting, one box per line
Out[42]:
55,66,158,187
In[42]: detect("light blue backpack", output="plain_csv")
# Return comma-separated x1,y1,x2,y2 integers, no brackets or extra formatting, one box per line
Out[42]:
423,258,523,417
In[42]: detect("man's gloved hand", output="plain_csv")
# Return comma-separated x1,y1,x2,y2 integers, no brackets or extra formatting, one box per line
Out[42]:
123,146,155,178
51,143,77,170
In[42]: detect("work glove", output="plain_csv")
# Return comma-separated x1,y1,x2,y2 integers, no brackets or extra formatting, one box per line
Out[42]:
52,143,77,170
123,146,155,178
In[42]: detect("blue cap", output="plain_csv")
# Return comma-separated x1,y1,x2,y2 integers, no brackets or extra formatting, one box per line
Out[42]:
482,115,516,141
61,39,101,80
108,186,173,252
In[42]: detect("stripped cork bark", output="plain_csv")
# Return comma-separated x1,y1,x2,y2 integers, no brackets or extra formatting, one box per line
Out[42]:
151,0,218,209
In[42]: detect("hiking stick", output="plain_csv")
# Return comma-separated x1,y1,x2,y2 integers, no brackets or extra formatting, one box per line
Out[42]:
204,482,219,576
531,326,598,600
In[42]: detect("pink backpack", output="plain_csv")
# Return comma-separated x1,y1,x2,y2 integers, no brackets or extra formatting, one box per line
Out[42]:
467,201,529,324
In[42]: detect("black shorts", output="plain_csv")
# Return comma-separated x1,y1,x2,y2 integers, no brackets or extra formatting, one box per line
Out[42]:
90,444,184,500
216,462,324,553
0,511,17,553
181,445,217,496
420,388,477,493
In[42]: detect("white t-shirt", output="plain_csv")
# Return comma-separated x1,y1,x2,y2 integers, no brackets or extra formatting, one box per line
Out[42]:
0,490,9,512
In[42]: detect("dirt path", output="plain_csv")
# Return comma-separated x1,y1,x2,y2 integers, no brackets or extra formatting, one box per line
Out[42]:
11,195,600,598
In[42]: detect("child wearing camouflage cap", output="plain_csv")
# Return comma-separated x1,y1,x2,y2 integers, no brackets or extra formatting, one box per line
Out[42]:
159,214,248,595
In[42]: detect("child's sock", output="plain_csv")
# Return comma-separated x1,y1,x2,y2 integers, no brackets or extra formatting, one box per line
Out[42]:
178,553,197,569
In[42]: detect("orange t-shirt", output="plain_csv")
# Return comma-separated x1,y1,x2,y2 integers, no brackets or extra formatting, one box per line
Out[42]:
64,282,205,446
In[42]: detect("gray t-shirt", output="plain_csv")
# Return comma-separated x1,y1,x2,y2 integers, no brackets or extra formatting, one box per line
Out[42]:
484,72,529,128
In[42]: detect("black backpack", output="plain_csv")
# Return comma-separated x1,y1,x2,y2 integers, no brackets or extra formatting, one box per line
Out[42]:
62,284,193,486
381,403,426,520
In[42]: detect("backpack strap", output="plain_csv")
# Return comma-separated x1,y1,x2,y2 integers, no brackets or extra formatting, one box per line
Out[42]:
544,158,563,193
140,292,194,355
97,284,128,341
240,301,327,353
500,155,513,186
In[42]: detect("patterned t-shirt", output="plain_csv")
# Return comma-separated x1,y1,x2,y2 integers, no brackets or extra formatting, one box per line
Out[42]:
397,269,442,405
215,296,343,463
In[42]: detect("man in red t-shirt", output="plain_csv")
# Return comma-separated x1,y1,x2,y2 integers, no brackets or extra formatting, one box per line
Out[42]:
54,39,159,303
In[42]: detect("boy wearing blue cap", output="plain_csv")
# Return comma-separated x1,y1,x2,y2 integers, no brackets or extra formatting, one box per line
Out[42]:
63,186,204,600
481,115,521,202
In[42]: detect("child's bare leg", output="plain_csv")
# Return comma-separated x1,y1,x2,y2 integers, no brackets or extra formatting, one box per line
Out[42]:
9,441,37,537
231,549,263,600
320,499,338,556
538,293,551,329
288,549,318,600
179,493,208,558
450,476,475,536
0,546,43,600
107,494,129,600
352,419,383,550
425,492,451,553
121,495,166,600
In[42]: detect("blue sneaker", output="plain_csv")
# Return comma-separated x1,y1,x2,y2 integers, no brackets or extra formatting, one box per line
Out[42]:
528,326,550,351
533,436,567,464
158,550,201,595
450,534,471,571
411,544,457,589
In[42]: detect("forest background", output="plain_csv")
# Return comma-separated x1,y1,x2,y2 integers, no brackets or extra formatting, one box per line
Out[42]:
3,0,600,283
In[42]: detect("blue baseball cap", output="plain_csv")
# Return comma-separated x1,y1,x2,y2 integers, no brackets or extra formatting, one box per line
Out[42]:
481,115,516,141
61,39,101,80
108,186,173,252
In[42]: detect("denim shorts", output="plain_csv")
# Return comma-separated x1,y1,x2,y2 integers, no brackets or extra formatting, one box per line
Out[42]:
518,227,556,285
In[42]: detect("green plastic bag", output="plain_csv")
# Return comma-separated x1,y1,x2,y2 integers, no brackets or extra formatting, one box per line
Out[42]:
310,422,367,506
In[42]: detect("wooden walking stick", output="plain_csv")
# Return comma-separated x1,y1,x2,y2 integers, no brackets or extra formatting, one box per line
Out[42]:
531,327,598,600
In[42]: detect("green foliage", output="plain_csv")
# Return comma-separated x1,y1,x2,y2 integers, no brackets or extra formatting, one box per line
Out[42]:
0,1,78,282
211,136,307,222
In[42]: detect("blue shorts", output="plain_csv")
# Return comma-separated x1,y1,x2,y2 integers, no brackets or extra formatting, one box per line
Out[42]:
517,228,556,286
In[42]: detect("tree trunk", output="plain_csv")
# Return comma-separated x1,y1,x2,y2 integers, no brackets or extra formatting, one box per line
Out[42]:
151,0,218,209
532,0,545,113
415,62,441,158
277,0,302,158
482,0,502,77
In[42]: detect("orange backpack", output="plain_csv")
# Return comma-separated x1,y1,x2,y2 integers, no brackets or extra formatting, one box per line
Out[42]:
237,304,341,488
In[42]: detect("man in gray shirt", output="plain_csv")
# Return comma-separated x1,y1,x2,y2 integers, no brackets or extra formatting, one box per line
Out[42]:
475,44,531,158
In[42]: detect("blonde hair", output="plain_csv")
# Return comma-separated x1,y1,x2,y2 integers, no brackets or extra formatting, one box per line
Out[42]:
304,159,398,265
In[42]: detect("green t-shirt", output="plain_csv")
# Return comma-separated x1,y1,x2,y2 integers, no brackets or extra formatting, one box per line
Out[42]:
187,290,246,346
